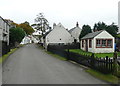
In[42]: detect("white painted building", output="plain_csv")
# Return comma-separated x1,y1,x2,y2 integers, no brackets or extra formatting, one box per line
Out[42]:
81,30,114,53
44,23,74,48
0,16,10,45
31,35,39,43
20,36,32,44
69,22,82,42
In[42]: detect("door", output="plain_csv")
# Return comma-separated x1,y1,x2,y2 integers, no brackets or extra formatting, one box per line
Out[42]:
85,39,88,52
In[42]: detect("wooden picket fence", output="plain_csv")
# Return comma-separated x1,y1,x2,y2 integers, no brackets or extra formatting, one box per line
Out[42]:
47,44,120,74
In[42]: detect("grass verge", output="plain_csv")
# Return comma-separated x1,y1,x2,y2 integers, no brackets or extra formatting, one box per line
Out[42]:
37,44,67,61
86,69,118,84
69,49,120,58
45,51,67,61
0,48,18,64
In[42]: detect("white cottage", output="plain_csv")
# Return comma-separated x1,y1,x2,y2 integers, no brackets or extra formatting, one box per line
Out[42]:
81,30,114,53
20,36,32,44
44,23,74,49
69,22,82,42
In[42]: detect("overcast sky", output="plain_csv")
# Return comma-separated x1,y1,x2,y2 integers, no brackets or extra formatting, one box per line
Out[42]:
0,0,119,29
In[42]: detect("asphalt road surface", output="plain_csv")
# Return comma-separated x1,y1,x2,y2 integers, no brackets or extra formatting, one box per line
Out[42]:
2,44,107,84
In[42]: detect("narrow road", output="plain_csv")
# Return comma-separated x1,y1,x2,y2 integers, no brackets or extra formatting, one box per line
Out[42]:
3,44,107,84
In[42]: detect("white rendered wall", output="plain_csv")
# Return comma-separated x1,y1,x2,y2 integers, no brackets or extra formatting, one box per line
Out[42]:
46,23,74,46
81,31,114,53
93,31,114,53
71,27,81,42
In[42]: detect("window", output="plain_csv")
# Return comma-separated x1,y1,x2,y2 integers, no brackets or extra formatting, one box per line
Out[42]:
102,39,106,47
107,40,112,47
89,39,92,48
96,39,101,47
96,39,113,48
82,40,84,48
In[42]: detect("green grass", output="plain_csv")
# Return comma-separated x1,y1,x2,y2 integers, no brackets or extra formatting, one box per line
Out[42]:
46,51,67,61
116,34,120,38
69,49,120,58
0,48,18,64
86,69,118,84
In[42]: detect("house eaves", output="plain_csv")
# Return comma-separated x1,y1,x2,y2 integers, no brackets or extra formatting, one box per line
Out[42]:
81,30,104,39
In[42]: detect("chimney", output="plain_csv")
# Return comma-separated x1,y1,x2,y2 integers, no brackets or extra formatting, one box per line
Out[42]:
53,23,56,29
76,22,79,27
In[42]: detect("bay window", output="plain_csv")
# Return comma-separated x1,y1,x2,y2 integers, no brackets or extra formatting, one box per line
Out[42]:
96,39,112,48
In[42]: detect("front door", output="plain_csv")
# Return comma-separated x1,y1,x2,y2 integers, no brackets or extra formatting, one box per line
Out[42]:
85,39,88,52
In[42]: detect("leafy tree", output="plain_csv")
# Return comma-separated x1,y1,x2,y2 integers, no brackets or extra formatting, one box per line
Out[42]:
79,25,92,39
18,21,34,35
93,22,118,37
93,22,107,32
31,13,50,36
106,23,118,37
9,27,26,47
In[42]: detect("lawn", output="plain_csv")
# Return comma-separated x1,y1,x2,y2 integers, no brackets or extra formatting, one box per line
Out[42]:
69,49,120,58
86,69,118,84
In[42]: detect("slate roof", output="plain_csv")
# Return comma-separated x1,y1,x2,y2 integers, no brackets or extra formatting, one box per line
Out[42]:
81,30,104,39
69,27,75,33
69,26,81,33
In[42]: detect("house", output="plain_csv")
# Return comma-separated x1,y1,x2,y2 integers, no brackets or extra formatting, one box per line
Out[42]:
81,30,115,53
5,19,16,28
20,36,32,44
69,22,82,43
43,23,74,49
0,16,10,56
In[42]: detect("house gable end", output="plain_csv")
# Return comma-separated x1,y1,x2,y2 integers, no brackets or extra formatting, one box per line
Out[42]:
95,30,114,39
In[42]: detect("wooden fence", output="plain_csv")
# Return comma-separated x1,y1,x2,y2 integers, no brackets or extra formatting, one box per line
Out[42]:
47,44,119,74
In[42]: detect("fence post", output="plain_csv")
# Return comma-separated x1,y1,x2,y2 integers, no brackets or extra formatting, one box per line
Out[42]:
113,52,118,76
67,48,69,60
106,56,108,73
91,53,95,68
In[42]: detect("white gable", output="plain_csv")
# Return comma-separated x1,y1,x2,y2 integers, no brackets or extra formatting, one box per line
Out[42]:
95,30,114,39
70,27,81,42
81,30,115,53
46,23,74,45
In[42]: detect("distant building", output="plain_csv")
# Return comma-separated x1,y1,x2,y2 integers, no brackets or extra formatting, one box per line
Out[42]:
20,36,32,44
32,29,41,43
81,30,115,53
69,22,82,42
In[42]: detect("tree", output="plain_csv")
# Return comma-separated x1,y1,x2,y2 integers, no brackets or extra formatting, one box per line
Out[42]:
93,22,107,32
79,25,92,39
93,22,118,37
18,21,34,35
9,27,26,47
106,23,118,37
31,13,50,36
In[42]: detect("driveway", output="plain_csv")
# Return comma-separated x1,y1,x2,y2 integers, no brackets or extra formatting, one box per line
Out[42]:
2,44,107,84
